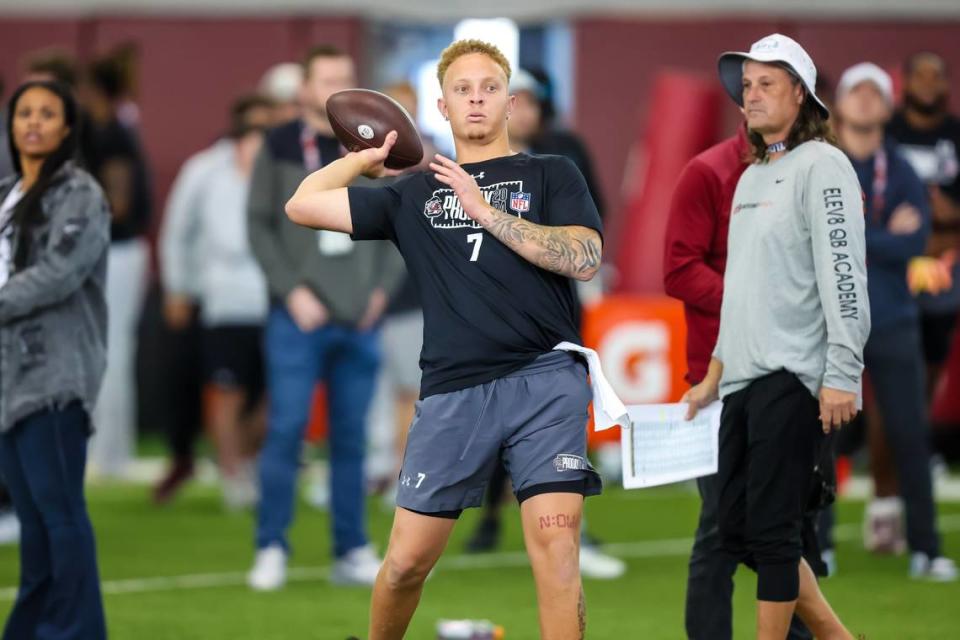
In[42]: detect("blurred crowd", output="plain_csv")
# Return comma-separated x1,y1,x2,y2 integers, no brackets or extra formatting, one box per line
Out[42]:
0,40,958,591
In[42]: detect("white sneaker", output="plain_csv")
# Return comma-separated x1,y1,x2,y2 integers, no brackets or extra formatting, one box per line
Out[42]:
910,553,958,582
305,478,330,511
222,467,258,512
821,549,837,577
380,482,398,512
248,544,288,591
863,497,906,555
579,545,626,580
0,511,20,546
331,544,382,586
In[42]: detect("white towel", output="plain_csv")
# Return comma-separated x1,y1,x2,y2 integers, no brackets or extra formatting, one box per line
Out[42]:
553,342,632,431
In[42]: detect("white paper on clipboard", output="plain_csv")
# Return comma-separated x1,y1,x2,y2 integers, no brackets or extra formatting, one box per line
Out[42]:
621,402,722,489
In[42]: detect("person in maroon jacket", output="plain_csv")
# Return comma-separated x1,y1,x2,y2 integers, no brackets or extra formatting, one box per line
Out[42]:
664,127,748,386
664,125,820,640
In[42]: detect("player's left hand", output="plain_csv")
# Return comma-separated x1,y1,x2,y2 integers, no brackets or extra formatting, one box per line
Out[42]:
430,154,491,223
818,387,858,433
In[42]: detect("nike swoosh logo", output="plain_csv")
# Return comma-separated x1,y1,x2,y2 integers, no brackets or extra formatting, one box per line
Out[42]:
471,172,485,180
775,178,785,184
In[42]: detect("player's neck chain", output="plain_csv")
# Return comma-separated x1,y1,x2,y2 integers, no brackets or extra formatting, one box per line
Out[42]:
766,140,787,154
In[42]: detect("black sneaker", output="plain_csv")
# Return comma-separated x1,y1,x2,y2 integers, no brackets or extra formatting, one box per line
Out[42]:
152,457,195,505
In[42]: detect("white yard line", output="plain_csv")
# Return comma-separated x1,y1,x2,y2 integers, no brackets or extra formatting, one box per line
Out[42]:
3,514,959,601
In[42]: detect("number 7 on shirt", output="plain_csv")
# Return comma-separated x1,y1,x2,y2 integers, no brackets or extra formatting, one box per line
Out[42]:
467,232,483,262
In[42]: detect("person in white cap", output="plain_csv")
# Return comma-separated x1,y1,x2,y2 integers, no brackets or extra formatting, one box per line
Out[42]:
685,33,867,639
259,62,303,125
829,63,957,581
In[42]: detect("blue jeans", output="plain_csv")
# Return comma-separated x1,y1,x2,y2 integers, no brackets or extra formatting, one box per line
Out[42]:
0,402,106,640
257,306,380,557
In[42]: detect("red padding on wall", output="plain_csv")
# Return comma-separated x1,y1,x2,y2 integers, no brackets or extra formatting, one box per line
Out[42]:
614,72,722,294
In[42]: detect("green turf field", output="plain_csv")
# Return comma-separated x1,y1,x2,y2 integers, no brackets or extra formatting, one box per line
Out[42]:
1,483,957,639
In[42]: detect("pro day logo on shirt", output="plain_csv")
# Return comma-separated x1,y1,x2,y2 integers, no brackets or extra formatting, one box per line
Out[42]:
423,180,529,230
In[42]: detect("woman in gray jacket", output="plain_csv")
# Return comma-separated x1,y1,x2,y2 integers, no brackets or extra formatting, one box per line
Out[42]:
0,80,110,640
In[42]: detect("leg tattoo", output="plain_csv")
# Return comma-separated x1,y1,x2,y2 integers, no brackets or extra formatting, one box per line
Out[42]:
578,587,586,639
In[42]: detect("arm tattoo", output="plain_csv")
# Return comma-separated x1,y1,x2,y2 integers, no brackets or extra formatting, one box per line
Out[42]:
481,206,601,280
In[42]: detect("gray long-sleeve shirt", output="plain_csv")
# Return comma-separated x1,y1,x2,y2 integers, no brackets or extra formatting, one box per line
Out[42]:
246,120,404,324
161,139,267,326
714,140,871,401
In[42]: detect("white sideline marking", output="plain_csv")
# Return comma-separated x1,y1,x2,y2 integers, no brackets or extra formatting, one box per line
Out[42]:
3,514,960,601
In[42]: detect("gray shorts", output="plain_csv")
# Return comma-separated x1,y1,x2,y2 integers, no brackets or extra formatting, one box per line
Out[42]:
396,351,602,517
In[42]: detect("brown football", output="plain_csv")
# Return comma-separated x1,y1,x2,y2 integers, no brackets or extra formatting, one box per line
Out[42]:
326,89,424,170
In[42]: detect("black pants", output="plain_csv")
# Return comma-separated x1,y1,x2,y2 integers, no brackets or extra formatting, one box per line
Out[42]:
686,474,820,639
165,319,204,460
0,478,10,511
920,309,958,366
864,322,941,557
717,371,824,603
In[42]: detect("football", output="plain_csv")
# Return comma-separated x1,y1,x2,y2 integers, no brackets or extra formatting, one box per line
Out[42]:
326,88,424,170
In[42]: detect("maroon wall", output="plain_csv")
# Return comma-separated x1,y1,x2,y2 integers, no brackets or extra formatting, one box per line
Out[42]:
574,18,960,248
3,15,959,250
0,16,363,238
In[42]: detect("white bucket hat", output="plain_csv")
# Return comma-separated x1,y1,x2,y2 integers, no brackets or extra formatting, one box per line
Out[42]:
718,33,829,120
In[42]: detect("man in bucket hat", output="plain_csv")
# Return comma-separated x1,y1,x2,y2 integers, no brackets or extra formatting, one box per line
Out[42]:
685,33,866,639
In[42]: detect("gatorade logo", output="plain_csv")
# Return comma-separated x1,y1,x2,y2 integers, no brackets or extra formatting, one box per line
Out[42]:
598,322,670,404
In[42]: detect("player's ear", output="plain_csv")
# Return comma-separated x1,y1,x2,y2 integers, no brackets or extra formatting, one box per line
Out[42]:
437,97,449,122
507,94,517,119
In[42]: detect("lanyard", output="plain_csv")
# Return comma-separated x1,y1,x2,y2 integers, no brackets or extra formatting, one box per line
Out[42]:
871,147,887,223
301,126,321,172
299,125,353,255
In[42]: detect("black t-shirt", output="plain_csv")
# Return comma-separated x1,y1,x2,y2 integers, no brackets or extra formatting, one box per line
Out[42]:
349,153,602,398
887,112,960,204
385,274,421,315
81,116,152,242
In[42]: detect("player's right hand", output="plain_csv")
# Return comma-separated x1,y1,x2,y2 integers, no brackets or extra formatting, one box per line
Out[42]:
351,130,399,178
286,285,329,332
682,381,719,421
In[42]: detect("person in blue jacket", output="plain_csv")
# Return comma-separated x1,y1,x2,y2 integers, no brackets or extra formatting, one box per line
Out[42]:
832,62,956,582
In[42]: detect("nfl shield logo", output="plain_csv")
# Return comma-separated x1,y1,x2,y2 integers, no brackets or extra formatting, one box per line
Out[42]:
509,191,531,214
